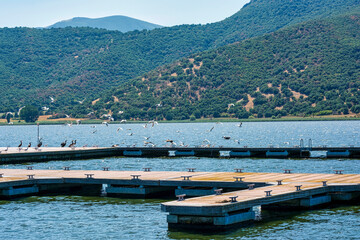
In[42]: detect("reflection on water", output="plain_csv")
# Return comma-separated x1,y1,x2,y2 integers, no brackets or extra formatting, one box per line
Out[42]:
0,121,360,239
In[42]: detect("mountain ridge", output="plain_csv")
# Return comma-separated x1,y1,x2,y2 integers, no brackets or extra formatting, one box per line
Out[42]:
100,12,360,120
0,0,359,114
46,15,162,32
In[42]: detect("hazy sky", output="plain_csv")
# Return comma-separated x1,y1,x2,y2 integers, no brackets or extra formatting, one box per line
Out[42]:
0,0,250,28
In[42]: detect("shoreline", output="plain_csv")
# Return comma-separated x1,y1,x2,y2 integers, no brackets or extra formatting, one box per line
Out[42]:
0,116,359,126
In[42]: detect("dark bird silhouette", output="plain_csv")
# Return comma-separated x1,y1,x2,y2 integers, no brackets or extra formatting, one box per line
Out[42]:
69,140,77,148
61,140,67,147
37,140,43,148
28,142,31,148
18,140,23,148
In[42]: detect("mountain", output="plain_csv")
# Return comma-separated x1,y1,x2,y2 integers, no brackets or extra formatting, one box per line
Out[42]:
102,13,360,120
46,15,162,32
0,0,359,113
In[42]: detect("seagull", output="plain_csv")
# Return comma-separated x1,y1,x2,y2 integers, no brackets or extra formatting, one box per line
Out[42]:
148,120,158,127
102,122,108,126
76,120,81,125
61,140,67,147
156,102,162,107
236,122,243,127
50,96,55,103
92,130,97,134
65,114,70,118
4,147,9,152
143,136,150,140
120,119,127,123
17,106,25,116
118,111,124,114
207,126,215,132
5,112,14,119
117,127,123,132
128,133,133,136
77,98,86,104
42,106,49,111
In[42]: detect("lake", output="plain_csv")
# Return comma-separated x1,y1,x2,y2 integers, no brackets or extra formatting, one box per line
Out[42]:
0,121,359,239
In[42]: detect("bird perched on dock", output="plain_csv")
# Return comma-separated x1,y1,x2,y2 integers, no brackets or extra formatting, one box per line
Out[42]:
69,140,77,148
27,142,31,148
61,140,67,147
18,140,23,149
37,139,43,148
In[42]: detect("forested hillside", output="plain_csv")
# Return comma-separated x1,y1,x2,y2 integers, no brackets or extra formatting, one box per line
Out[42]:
0,0,359,113
99,13,360,120
47,15,162,32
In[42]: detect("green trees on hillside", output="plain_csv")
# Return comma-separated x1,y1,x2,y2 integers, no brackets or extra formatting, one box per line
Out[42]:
1,0,360,114
20,106,39,122
102,13,360,120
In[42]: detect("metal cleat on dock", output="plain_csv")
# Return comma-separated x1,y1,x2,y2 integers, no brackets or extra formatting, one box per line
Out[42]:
265,190,272,197
27,166,33,170
214,189,223,195
234,168,244,173
143,168,151,172
276,180,283,185
27,174,35,179
322,181,327,186
248,184,255,190
284,169,292,174
234,177,245,182
0,173,3,178
102,167,110,171
63,167,70,171
187,168,196,172
334,170,344,174
131,175,141,180
177,194,186,201
295,185,302,191
85,174,94,179
181,176,192,181
229,196,238,202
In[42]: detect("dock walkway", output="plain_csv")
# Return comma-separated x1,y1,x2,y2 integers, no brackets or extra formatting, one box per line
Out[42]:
0,168,359,228
1,145,360,164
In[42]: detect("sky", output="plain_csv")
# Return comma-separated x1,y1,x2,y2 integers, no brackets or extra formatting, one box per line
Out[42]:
0,0,250,28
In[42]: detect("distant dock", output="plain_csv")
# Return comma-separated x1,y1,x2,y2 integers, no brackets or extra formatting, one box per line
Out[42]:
0,168,359,229
1,146,360,163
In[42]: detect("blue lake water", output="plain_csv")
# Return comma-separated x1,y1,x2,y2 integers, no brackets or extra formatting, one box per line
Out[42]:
0,121,359,239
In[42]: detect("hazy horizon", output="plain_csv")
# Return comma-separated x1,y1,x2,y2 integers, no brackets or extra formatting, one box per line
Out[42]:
0,0,249,28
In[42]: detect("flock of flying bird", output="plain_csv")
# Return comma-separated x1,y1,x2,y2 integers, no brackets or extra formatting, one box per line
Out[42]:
1,121,243,153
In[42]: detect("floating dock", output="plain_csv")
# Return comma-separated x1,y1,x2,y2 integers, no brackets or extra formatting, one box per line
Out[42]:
1,146,360,163
0,168,359,229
